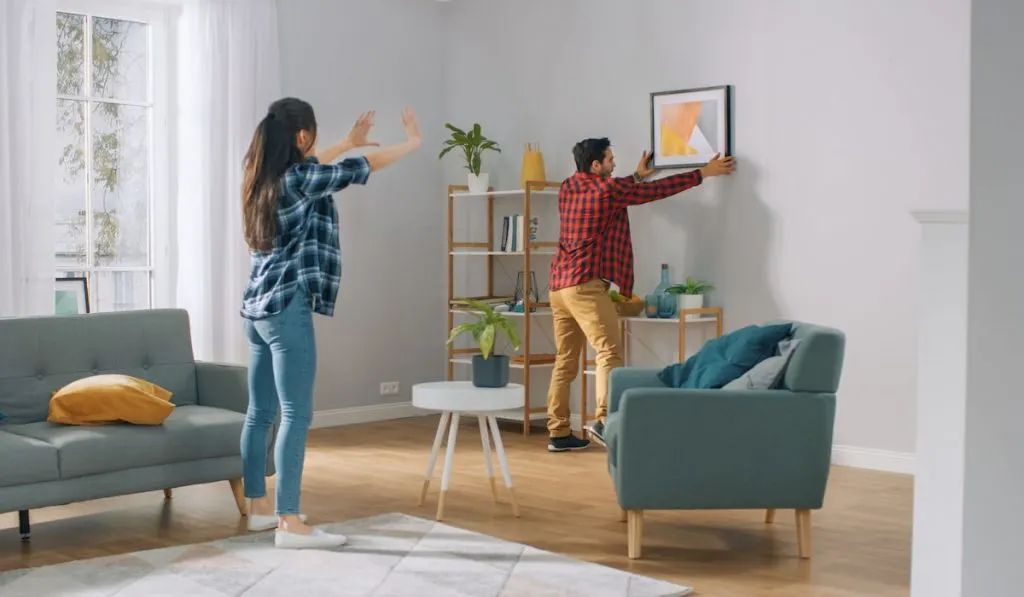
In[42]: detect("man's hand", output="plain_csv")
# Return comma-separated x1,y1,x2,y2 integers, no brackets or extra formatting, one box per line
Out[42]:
633,150,655,180
345,111,379,148
402,107,422,148
699,153,735,177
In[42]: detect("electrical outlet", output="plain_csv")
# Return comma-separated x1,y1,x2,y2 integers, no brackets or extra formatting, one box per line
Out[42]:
380,381,400,396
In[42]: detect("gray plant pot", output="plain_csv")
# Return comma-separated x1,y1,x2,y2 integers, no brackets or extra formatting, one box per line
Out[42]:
472,354,509,388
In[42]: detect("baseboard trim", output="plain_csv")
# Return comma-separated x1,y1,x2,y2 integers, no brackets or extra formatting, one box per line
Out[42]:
311,401,426,429
831,444,916,475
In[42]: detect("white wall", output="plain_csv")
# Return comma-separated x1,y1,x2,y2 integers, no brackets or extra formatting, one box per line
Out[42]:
442,0,970,457
277,0,447,414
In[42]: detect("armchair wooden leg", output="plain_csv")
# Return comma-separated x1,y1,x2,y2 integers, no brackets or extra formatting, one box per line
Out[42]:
163,488,173,499
765,508,776,523
795,509,812,559
627,510,644,559
228,478,247,516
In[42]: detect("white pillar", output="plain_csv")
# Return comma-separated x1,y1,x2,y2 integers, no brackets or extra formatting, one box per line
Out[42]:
963,0,1024,594
910,211,968,597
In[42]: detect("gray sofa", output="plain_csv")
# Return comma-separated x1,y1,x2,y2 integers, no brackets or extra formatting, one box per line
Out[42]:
0,308,273,541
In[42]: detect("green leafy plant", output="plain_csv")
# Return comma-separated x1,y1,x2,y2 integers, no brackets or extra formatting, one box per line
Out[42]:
438,123,501,176
666,276,714,295
446,298,520,359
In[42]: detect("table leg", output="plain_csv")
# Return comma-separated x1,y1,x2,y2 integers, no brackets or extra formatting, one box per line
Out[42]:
437,412,461,520
478,415,498,502
419,411,451,506
487,415,520,517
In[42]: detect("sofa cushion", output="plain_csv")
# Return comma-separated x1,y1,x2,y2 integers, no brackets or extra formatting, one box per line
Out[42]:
658,323,793,389
0,430,60,487
2,405,243,480
723,338,802,390
48,374,175,426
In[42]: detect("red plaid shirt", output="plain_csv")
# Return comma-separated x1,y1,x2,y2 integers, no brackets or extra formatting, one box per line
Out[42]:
549,170,703,298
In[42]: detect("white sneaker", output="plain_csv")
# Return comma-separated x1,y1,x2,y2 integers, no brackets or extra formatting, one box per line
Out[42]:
247,513,307,532
274,528,347,549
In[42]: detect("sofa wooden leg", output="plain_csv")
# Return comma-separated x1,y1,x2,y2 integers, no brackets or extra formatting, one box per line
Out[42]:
228,478,247,516
163,488,173,499
18,510,30,542
627,510,644,560
795,509,812,559
765,508,776,523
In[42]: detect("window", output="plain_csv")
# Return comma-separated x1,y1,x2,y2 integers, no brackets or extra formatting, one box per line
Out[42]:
54,1,169,313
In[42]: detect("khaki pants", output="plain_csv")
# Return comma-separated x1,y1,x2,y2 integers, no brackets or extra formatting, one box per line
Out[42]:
546,278,624,438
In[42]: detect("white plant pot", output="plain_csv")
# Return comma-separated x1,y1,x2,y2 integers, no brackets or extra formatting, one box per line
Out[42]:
468,172,490,194
678,294,704,314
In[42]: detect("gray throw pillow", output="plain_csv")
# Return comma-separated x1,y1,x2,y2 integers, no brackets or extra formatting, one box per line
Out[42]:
722,338,801,390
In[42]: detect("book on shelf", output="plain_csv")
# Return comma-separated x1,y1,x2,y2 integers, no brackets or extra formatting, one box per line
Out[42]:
499,214,540,252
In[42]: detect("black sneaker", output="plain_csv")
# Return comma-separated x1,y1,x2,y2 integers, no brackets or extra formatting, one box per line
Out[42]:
548,434,590,452
584,420,606,447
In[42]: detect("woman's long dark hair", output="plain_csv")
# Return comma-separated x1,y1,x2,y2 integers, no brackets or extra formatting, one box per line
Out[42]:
242,97,317,251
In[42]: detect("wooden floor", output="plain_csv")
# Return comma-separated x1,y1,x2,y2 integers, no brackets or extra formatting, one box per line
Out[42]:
0,415,912,596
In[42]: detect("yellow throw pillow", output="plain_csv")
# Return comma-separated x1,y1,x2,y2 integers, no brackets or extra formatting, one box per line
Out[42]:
48,374,175,426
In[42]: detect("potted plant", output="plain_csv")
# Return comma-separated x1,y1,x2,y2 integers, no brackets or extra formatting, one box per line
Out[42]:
666,276,714,312
439,123,501,194
446,298,520,388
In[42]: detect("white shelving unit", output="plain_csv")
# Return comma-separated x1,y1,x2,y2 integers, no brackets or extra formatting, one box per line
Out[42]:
446,181,563,435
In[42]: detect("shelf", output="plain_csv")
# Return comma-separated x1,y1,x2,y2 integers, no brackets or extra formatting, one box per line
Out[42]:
622,315,719,324
450,188,559,199
446,179,570,436
451,308,553,317
449,250,557,256
449,357,556,369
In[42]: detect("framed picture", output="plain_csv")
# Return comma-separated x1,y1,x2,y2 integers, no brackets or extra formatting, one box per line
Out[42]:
650,85,732,170
55,277,90,315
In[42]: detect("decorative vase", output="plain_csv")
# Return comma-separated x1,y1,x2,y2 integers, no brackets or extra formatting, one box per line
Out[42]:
468,172,490,194
472,354,509,388
647,263,677,318
520,143,546,188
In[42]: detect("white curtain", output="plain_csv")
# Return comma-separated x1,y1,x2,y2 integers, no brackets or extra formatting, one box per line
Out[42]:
0,0,57,318
175,0,281,363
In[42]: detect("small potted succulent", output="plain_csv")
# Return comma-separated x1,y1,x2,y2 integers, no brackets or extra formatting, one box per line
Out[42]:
666,276,714,312
447,298,520,388
439,123,501,193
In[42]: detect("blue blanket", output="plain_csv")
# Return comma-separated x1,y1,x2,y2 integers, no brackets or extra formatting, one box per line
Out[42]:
657,323,793,389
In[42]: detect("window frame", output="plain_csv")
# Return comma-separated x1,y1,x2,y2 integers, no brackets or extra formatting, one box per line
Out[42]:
55,0,172,312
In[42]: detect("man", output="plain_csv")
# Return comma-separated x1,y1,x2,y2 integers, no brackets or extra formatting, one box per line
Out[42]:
545,138,735,452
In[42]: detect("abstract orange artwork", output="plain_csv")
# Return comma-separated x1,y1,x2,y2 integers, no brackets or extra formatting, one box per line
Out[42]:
650,86,731,169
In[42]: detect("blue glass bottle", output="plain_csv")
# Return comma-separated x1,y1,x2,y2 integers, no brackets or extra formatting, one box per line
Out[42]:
645,263,678,318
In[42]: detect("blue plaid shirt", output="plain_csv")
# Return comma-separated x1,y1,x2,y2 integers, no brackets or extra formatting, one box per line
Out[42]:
240,155,371,319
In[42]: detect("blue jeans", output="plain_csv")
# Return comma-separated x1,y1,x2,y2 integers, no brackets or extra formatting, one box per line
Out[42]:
240,293,316,516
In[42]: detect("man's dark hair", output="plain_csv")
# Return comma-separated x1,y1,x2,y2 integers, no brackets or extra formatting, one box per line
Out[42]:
573,137,611,172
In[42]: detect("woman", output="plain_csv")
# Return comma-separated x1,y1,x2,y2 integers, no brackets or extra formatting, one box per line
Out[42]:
239,97,421,549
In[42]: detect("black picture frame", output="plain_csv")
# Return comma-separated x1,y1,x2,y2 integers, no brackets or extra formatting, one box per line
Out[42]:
649,85,733,170
54,276,90,315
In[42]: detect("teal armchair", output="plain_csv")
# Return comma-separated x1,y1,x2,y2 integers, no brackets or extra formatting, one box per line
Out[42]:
603,321,844,560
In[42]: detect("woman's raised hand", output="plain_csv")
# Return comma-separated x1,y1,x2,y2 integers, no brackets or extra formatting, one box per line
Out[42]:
402,107,422,148
345,111,379,148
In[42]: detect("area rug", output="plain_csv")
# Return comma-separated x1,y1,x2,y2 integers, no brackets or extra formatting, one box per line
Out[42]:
0,513,693,596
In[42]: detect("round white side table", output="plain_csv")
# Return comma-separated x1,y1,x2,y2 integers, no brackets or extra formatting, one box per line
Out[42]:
412,381,523,520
